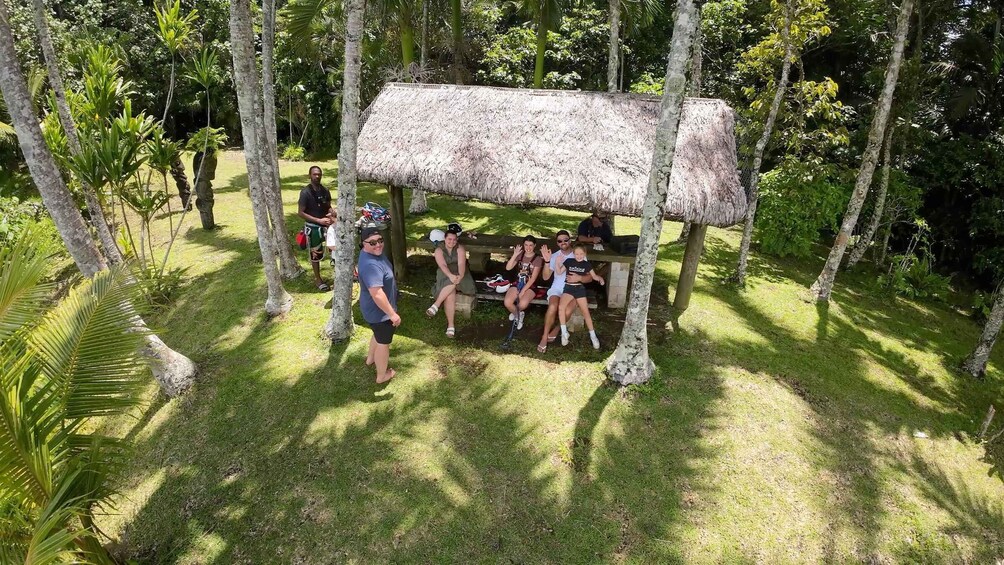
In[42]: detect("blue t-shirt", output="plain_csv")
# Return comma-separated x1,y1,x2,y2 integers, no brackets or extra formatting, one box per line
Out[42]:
358,251,397,323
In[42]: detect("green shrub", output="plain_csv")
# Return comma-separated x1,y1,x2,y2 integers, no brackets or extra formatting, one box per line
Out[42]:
281,143,306,161
0,196,63,258
877,254,952,300
755,157,850,258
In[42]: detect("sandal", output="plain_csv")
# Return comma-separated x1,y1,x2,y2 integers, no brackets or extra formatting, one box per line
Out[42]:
446,327,455,338
537,343,547,353
426,304,439,317
317,282,331,291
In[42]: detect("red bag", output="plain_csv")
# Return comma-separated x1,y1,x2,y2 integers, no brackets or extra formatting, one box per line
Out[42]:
296,230,307,249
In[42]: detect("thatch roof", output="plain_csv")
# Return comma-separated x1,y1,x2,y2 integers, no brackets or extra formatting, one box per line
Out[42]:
357,83,747,227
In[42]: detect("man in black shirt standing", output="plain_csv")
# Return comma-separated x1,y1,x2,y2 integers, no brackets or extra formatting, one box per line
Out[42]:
298,165,337,290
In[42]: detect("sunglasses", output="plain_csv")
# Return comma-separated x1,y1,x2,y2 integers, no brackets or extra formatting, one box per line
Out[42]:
556,238,570,243
364,238,384,246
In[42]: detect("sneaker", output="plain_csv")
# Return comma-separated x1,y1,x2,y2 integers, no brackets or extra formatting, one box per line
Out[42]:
509,313,515,321
517,311,525,330
561,331,569,346
590,334,600,350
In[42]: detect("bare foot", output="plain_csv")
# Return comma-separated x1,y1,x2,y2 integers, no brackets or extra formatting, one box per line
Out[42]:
365,357,374,366
376,368,396,384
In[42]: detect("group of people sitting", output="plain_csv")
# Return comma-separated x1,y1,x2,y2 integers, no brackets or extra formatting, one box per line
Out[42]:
425,211,614,352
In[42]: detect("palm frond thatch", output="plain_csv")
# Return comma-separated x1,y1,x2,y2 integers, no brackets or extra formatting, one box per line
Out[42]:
357,83,747,227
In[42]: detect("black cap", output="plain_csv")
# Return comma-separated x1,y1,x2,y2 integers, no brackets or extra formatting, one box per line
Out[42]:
360,226,381,242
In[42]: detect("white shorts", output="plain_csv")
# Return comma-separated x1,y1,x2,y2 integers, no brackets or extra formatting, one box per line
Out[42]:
547,285,565,299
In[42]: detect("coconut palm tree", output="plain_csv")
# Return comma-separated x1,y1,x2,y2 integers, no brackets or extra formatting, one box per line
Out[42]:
326,0,366,341
811,0,913,302
606,0,663,92
231,0,294,316
0,231,148,563
519,0,570,88
32,0,123,266
0,0,197,396
606,0,700,385
262,0,305,280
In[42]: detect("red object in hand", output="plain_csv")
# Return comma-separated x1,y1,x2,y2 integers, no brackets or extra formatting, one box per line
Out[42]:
296,231,307,249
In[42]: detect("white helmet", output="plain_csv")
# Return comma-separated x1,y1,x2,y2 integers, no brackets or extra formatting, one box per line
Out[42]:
429,229,446,243
494,282,511,293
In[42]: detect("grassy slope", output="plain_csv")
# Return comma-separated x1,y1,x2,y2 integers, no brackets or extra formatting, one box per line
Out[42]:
98,151,1004,564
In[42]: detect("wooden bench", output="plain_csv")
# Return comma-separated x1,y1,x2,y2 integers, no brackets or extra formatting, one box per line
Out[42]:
412,234,635,309
469,281,596,331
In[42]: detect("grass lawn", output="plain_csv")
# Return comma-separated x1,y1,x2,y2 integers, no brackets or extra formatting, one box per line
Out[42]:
98,150,1004,563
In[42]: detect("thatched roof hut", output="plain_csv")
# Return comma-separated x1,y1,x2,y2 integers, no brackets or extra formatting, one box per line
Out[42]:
357,83,747,227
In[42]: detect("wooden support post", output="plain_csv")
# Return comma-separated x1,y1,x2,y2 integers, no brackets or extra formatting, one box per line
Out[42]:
673,223,707,312
389,185,408,280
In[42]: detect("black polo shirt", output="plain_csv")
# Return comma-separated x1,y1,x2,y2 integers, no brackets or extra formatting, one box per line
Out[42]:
299,184,332,220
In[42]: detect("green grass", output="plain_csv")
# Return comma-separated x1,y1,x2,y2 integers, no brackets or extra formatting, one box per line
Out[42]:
97,150,1004,563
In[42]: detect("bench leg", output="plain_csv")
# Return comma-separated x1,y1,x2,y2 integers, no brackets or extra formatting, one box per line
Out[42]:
607,262,630,309
456,294,476,318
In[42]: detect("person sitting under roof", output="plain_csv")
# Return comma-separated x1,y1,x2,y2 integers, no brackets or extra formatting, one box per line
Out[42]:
577,210,613,246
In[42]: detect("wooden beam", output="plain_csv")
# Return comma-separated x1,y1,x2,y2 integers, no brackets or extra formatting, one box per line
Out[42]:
389,185,408,280
673,223,707,312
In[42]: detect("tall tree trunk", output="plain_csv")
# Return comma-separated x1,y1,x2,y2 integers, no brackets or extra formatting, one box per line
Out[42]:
420,0,428,71
325,0,365,341
847,124,896,268
231,0,293,316
262,0,304,280
607,0,620,92
400,5,416,80
3,0,196,396
450,0,464,84
533,13,548,88
963,284,1004,379
732,2,794,286
170,155,192,209
674,26,703,244
875,219,892,265
407,0,430,214
0,0,104,277
31,0,123,266
606,0,699,385
810,0,913,303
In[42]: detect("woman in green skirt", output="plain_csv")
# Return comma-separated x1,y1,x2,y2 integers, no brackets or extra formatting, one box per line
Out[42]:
426,230,476,337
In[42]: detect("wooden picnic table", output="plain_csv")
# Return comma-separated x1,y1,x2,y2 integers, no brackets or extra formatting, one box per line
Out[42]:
412,233,635,309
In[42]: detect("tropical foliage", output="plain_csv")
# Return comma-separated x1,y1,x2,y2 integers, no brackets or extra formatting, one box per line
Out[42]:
0,230,147,563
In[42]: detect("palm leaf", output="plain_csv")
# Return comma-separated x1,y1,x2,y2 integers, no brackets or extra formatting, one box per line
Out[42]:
0,230,52,344
29,267,148,422
0,350,55,509
283,0,341,55
24,474,90,565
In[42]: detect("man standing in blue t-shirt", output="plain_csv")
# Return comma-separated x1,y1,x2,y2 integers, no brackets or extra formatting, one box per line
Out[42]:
358,226,400,383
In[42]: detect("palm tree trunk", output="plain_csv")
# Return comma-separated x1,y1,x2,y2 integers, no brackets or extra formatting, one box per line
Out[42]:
847,123,896,268
875,220,892,265
534,14,548,88
404,1,429,214
606,0,699,385
811,0,913,303
963,284,1004,379
230,0,293,316
262,0,304,280
0,0,105,277
674,27,703,244
31,0,123,266
451,0,464,84
732,2,794,286
607,0,620,92
325,0,365,341
2,0,196,396
400,5,416,81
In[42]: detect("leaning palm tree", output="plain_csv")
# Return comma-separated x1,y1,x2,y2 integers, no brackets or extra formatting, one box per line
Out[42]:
0,0,197,396
32,0,124,266
325,0,366,341
231,0,294,316
0,231,148,563
606,0,700,385
810,0,913,302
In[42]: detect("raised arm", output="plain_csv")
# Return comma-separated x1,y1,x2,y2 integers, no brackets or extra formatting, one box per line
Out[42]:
505,246,522,270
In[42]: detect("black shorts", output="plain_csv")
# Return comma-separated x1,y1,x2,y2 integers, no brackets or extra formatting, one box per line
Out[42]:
564,284,587,299
370,320,396,344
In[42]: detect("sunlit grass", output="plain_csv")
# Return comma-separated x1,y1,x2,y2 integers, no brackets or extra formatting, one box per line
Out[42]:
98,151,1004,563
